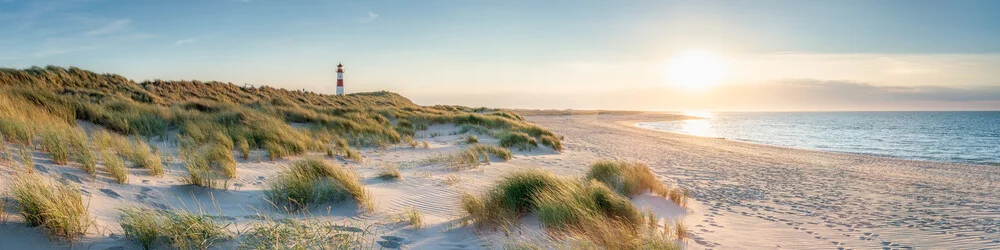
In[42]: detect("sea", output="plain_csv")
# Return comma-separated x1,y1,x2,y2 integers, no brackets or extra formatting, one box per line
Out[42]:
636,111,1000,166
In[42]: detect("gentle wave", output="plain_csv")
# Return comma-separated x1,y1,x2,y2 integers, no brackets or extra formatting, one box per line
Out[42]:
637,111,1000,165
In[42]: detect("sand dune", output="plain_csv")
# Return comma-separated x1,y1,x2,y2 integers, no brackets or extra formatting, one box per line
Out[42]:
4,112,992,249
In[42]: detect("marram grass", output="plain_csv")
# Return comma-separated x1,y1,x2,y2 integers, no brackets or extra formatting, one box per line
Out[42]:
266,158,373,211
12,173,92,243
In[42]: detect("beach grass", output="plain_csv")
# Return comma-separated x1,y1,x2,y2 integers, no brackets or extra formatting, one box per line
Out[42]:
11,173,92,243
464,135,479,144
130,139,164,176
161,210,231,250
461,168,681,249
239,216,376,249
586,160,671,198
67,128,97,176
376,164,402,180
101,149,129,184
266,158,372,211
119,207,162,250
38,128,70,165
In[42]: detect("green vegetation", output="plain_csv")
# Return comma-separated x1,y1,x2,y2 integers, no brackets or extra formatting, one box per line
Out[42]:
130,139,164,176
239,217,376,249
119,207,231,250
11,173,92,243
464,135,479,144
38,127,70,165
67,128,97,175
119,207,162,250
101,149,129,184
461,165,683,249
586,160,687,206
495,130,538,151
429,144,513,170
266,158,373,211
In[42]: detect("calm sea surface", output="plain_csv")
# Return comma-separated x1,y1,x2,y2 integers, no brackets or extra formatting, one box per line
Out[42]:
637,112,1000,165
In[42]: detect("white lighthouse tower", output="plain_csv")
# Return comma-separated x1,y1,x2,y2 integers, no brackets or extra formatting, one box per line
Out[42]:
336,63,345,95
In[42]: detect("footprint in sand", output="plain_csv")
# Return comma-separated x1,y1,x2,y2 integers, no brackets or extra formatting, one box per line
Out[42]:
100,189,122,199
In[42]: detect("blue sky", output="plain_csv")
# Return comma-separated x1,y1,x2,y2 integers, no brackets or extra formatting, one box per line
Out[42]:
2,0,999,110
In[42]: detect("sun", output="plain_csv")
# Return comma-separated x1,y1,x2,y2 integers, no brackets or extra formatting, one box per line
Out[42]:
664,50,730,90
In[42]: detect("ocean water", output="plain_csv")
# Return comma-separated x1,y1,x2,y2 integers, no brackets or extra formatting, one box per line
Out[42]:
636,112,1000,165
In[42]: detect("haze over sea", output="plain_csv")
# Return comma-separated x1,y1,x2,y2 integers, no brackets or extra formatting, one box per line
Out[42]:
638,111,1000,165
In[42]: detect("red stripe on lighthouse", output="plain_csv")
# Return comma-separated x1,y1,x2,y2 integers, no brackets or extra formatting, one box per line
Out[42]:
337,79,343,87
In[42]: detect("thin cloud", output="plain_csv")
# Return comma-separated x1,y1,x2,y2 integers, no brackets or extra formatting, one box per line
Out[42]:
85,19,131,36
360,10,378,23
34,46,96,57
174,38,197,46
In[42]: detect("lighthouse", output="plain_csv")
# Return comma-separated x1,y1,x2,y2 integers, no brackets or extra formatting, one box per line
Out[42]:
336,63,345,95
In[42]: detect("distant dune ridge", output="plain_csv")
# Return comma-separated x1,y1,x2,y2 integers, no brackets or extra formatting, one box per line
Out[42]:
0,66,691,249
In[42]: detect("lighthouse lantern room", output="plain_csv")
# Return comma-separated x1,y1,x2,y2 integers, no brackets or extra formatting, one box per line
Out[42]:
336,63,345,95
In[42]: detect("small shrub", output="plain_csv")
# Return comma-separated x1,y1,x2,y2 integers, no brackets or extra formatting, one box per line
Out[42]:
376,164,402,180
11,173,92,242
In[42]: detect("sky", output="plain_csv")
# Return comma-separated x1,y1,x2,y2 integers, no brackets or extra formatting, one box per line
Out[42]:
1,0,999,111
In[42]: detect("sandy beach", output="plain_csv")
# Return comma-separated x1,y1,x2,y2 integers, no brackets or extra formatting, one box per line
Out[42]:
529,112,1000,249
2,112,998,249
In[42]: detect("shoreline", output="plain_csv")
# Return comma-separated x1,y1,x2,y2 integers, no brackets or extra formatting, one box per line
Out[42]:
630,117,999,167
527,113,1000,249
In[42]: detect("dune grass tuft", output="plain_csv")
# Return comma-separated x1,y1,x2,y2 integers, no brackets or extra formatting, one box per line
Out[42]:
240,216,376,249
11,173,92,242
462,168,682,249
266,158,373,211
161,210,231,250
586,160,684,205
101,149,129,184
67,129,97,175
18,145,33,170
237,138,250,160
130,139,164,176
403,208,423,229
495,130,538,151
38,128,70,165
376,164,402,181
464,135,479,144
119,207,162,250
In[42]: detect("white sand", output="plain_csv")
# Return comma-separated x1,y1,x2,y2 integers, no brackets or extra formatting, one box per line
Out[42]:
7,112,990,249
528,113,1000,249
0,122,683,249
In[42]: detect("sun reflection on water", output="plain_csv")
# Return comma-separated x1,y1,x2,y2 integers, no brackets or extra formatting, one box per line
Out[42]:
681,111,716,137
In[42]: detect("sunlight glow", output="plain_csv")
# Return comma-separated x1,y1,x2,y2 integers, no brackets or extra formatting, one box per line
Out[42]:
664,50,731,90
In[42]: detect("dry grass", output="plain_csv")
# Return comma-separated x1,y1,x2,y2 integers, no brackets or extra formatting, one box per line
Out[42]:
239,216,377,249
119,207,162,250
38,127,70,165
586,160,686,206
18,145,33,170
376,164,402,181
101,149,129,184
464,135,479,144
11,173,92,243
131,139,164,176
266,158,373,211
67,128,97,175
462,168,683,249
403,208,423,229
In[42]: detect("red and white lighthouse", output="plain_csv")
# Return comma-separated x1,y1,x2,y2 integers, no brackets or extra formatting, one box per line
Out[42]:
336,63,345,95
